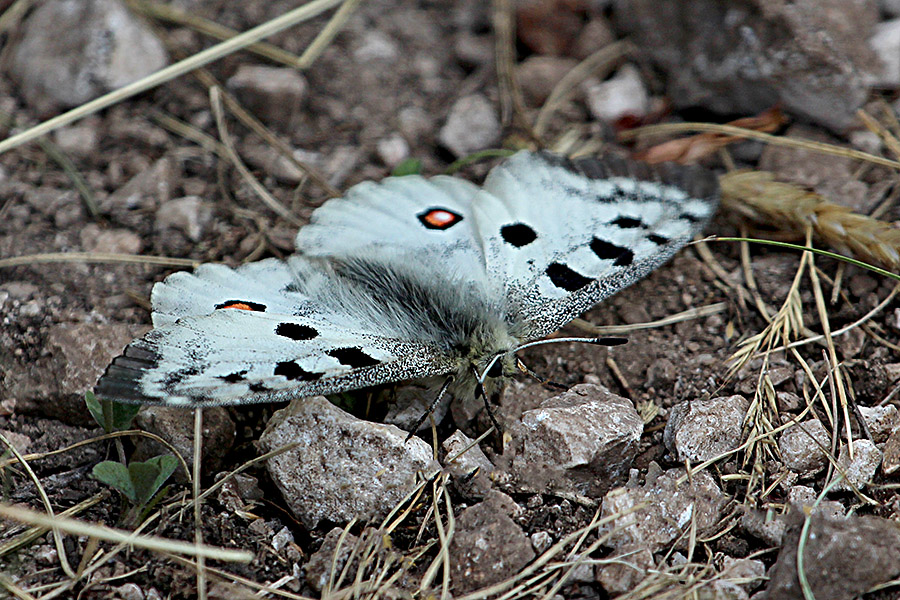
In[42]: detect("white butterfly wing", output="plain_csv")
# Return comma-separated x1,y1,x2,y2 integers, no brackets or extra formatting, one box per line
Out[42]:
471,151,718,339
97,261,459,406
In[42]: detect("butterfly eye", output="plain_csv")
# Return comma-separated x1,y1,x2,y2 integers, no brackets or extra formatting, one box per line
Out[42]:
417,207,463,230
486,359,503,378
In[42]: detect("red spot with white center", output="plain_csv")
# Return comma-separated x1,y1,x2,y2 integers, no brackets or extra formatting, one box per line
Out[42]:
418,207,463,230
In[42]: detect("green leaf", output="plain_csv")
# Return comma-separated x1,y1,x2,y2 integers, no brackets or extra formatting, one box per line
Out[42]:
85,392,141,432
129,455,178,506
391,158,422,177
92,461,137,504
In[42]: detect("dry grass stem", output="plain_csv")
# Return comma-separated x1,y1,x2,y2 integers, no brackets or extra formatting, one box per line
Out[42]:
721,171,900,270
0,252,200,269
571,302,728,335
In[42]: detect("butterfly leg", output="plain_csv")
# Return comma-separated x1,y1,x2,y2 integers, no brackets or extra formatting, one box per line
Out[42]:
405,375,455,441
472,368,503,437
515,357,568,391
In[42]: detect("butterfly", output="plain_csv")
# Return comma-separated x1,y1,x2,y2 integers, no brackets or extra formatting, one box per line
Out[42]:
95,150,718,415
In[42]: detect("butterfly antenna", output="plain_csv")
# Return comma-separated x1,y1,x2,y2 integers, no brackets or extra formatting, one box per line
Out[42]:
405,375,454,442
513,336,628,353
515,358,568,391
472,366,503,435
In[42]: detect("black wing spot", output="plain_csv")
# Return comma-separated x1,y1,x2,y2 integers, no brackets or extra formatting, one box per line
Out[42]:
546,262,592,292
647,234,669,245
680,212,702,223
327,347,381,368
274,361,324,381
164,366,200,389
611,216,643,228
591,238,630,261
276,322,319,341
215,300,267,311
249,382,270,393
614,249,634,266
500,223,538,247
417,207,463,230
219,371,247,383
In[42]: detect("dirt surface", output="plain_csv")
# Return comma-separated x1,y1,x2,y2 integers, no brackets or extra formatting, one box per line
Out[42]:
1,1,900,599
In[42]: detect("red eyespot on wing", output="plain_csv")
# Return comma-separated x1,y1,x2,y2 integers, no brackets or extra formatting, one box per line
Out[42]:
417,207,463,230
215,300,267,312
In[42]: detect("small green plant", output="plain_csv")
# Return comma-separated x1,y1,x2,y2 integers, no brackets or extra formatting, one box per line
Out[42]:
391,157,422,177
86,392,177,526
92,455,178,526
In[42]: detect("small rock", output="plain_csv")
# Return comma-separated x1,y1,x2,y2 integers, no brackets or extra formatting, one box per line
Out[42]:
226,65,307,126
133,405,235,476
848,273,879,297
271,526,294,552
442,429,494,498
767,512,900,599
352,29,400,63
719,556,766,591
778,419,831,475
80,224,142,254
1,281,38,300
516,56,578,105
571,17,616,60
104,157,176,211
511,384,643,498
740,506,787,546
776,391,802,412
216,473,263,512
113,583,144,600
870,19,900,87
155,196,214,242
530,531,552,554
858,404,898,443
241,143,322,185
375,134,410,167
258,397,435,528
886,0,900,16
828,439,882,492
438,94,500,158
454,33,493,69
583,64,649,124
305,527,359,592
596,544,654,594
448,491,536,594
52,119,100,157
664,395,750,462
9,0,168,114
381,379,452,432
787,485,844,518
600,466,730,552
0,430,30,454
883,425,900,475
516,0,582,55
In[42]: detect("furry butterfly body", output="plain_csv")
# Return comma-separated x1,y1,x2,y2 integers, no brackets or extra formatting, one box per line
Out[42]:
96,151,719,407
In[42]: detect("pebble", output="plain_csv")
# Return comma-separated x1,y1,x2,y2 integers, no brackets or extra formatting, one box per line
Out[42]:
778,419,831,475
10,0,168,114
113,583,144,600
767,512,900,599
271,526,294,552
438,94,500,158
258,396,435,528
663,395,750,462
530,530,552,554
571,17,616,60
596,544,654,594
375,133,410,167
787,485,844,518
511,383,643,499
516,56,578,105
442,429,494,498
79,224,142,254
869,19,900,87
583,64,649,124
600,466,729,552
828,439,882,492
52,119,100,157
226,65,308,125
155,196,214,242
448,491,535,594
104,157,176,211
133,405,235,477
305,527,359,593
859,404,899,443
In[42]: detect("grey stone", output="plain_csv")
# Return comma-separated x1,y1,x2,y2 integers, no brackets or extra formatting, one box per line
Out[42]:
778,419,831,474
530,531,552,554
104,157,176,211
516,56,578,105
133,405,235,476
870,19,900,87
226,65,307,125
442,429,494,498
583,64,650,123
858,404,898,443
767,512,900,599
883,424,900,474
10,0,168,114
258,397,435,528
375,134,410,167
381,379,451,433
600,466,730,552
615,0,879,131
720,556,766,592
596,544,654,594
271,526,294,552
828,439,882,492
448,492,535,594
664,395,750,462
155,196,214,242
787,485,843,518
739,506,787,546
511,384,643,499
438,94,500,158
305,527,359,592
80,224,142,254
